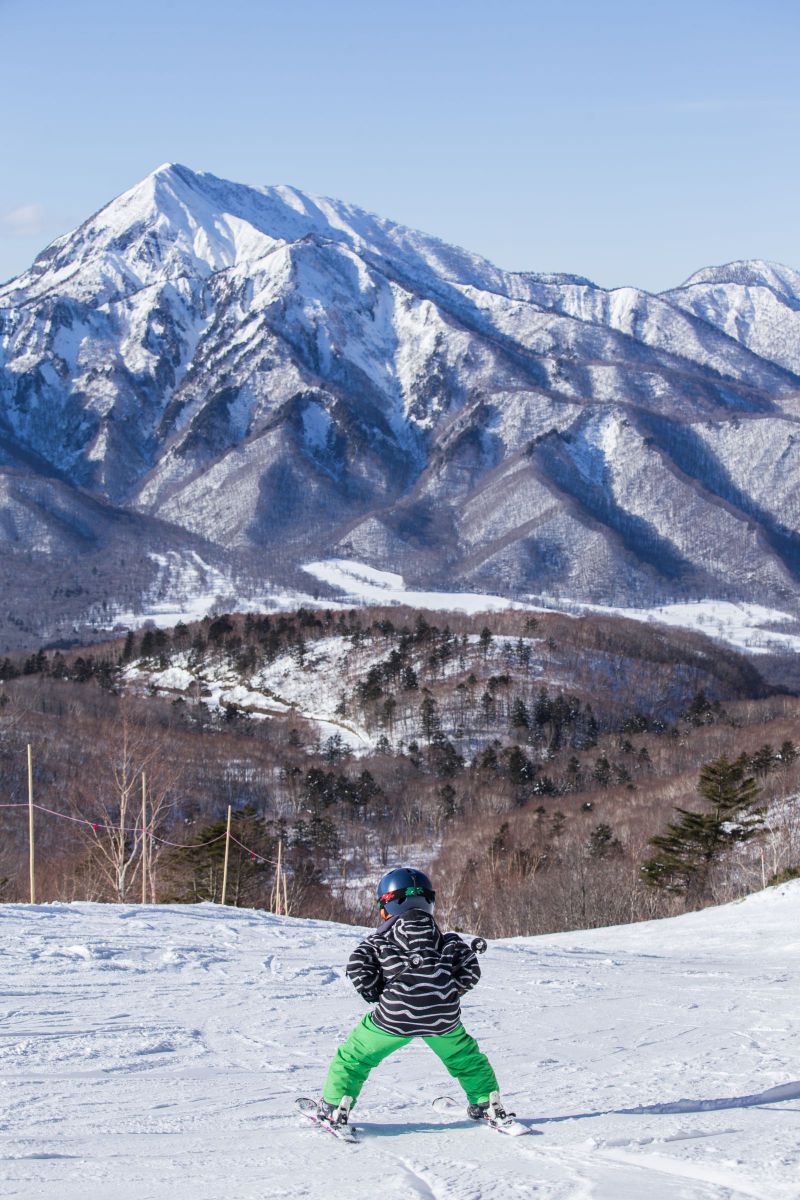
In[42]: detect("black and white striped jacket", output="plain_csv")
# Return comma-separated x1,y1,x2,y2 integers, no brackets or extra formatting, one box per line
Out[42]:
346,909,481,1036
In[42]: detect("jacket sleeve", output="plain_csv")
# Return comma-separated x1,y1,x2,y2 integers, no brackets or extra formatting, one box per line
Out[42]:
346,938,385,1003
443,934,481,995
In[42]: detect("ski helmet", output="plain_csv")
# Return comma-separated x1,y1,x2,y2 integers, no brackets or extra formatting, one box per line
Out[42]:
376,866,435,916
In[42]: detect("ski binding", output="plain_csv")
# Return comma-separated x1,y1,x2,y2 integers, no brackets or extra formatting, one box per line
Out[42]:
296,1096,359,1143
433,1093,531,1137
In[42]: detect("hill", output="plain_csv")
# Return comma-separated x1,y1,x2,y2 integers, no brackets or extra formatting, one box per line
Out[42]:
2,885,799,1198
4,603,799,931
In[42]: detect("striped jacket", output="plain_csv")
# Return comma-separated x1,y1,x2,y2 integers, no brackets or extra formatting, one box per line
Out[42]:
346,909,481,1036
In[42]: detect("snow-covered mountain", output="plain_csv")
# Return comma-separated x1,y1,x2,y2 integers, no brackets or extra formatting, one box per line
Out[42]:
2,164,800,647
3,885,800,1199
665,261,800,376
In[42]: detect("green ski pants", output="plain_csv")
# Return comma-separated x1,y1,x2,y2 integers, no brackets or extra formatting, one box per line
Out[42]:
323,1013,499,1107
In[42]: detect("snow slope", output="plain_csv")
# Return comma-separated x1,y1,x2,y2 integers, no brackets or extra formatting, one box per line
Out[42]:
1,886,799,1199
125,637,377,752
303,558,524,613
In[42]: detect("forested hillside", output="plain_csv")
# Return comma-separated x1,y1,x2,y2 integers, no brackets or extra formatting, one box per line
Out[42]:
1,605,798,933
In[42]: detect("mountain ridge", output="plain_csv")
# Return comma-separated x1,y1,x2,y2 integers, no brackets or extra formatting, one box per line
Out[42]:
2,164,800,650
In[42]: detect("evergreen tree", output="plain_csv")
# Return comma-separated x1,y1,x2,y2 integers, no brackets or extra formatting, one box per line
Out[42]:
583,708,599,748
50,652,67,679
750,744,776,778
350,769,382,819
140,629,157,658
401,665,418,691
642,755,763,902
683,690,718,726
506,746,535,787
292,634,306,667
163,808,274,905
533,685,551,728
121,631,137,662
419,689,440,742
429,736,463,779
780,739,797,766
478,743,499,771
480,689,495,722
437,783,458,823
593,755,612,787
587,823,622,859
510,698,530,731
190,631,207,661
565,755,582,791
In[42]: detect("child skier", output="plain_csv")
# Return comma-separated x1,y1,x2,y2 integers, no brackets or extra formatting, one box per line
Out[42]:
316,866,508,1131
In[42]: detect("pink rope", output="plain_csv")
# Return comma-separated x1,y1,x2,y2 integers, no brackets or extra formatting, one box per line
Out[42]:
33,803,102,827
1,801,276,861
151,830,230,850
229,833,274,864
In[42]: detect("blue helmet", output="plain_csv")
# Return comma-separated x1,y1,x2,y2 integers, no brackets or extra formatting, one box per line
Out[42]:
376,866,435,916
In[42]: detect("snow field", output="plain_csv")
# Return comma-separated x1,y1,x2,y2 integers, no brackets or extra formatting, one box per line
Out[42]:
1,885,799,1199
302,559,526,614
303,559,800,655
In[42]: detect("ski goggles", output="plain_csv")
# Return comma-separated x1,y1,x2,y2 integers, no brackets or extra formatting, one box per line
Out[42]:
376,885,436,907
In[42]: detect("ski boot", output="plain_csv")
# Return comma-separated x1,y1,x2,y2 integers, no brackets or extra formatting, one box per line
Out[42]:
467,1090,514,1122
296,1093,358,1141
317,1095,353,1130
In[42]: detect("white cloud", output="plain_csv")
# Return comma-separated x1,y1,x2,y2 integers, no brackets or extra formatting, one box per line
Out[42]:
1,203,46,236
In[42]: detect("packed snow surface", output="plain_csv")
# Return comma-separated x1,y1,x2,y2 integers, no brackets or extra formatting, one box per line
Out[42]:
303,559,525,613
2,885,799,1199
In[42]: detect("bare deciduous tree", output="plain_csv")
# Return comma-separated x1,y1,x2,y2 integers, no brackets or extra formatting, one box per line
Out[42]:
74,711,180,902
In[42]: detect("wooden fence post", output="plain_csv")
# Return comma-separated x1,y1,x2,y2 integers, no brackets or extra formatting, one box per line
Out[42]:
27,744,35,905
141,772,147,905
221,805,232,905
273,838,283,915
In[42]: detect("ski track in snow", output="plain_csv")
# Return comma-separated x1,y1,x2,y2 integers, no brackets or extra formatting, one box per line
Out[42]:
0,887,799,1199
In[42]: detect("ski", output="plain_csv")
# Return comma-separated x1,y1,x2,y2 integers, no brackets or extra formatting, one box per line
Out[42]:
433,1094,532,1137
295,1097,359,1143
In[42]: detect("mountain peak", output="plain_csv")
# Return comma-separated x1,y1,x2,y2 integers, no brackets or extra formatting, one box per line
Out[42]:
676,259,800,299
1,165,517,310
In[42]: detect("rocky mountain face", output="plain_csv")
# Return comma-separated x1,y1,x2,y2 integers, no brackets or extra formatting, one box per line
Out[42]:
1,164,800,649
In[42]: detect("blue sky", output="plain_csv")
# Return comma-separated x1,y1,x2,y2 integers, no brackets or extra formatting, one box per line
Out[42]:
1,0,797,291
